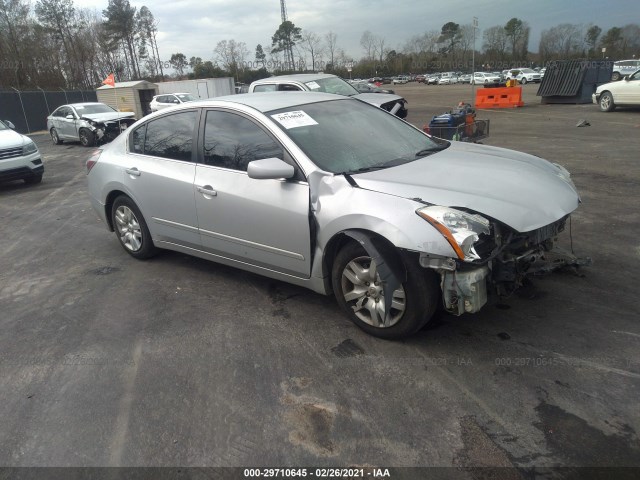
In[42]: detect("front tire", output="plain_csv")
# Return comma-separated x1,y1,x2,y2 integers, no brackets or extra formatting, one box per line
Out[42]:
520,77,528,85
79,128,95,147
599,91,616,112
111,196,158,259
332,242,439,339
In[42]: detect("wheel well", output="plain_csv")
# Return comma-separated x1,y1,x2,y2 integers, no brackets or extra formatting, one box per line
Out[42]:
104,190,129,231
322,230,412,294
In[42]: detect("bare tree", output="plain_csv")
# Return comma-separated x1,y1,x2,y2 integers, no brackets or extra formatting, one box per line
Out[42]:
374,35,387,66
539,24,584,61
325,31,338,70
360,30,376,60
215,39,249,77
482,25,509,67
301,31,324,72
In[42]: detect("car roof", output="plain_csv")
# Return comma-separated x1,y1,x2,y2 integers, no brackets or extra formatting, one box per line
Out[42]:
252,73,339,84
59,102,105,108
188,91,347,113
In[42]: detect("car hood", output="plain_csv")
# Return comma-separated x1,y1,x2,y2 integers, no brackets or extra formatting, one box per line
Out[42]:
79,112,136,123
0,128,27,148
353,92,405,106
351,141,580,232
595,74,637,93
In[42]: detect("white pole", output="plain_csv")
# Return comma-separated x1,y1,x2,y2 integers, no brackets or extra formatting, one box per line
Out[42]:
471,17,478,108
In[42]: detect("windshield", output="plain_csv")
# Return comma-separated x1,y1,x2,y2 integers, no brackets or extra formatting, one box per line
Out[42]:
303,77,359,96
268,99,443,174
74,104,117,115
176,93,197,102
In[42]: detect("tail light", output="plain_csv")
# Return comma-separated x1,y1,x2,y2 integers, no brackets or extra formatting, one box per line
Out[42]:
86,149,102,174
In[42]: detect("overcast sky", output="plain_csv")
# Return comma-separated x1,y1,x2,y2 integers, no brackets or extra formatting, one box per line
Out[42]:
75,0,633,63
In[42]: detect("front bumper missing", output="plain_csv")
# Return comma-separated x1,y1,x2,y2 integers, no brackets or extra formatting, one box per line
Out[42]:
422,246,591,316
441,266,490,315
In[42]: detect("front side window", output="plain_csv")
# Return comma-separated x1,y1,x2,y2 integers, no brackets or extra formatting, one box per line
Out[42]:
202,110,283,171
131,110,196,161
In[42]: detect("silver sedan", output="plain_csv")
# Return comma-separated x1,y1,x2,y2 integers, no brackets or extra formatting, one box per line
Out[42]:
47,103,136,147
87,92,582,339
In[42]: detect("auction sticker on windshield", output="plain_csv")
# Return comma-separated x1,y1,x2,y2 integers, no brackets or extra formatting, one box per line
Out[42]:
305,81,321,90
271,111,318,129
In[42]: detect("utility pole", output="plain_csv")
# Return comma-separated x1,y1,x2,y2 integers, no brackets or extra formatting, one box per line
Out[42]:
280,0,295,71
471,17,478,108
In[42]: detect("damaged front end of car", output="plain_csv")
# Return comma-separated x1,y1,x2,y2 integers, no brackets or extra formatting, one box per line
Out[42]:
416,205,590,316
81,117,136,145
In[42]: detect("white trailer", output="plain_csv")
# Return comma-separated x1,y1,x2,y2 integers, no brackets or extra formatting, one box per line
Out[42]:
155,78,235,99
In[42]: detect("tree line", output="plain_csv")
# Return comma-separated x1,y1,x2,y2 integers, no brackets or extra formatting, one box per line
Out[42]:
176,18,639,83
0,0,163,90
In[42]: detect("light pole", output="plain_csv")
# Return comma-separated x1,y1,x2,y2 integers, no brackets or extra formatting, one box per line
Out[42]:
471,17,478,108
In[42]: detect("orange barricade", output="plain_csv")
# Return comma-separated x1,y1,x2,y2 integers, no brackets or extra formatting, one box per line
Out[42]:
475,87,524,109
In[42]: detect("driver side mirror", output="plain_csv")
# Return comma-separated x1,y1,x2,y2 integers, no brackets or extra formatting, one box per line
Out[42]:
66,114,75,120
4,120,15,129
247,158,294,180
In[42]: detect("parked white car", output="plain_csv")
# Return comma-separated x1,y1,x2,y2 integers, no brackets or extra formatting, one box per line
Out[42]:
611,59,640,81
438,73,458,85
392,75,409,84
472,72,501,85
150,93,197,112
0,119,43,184
505,68,541,84
593,68,640,111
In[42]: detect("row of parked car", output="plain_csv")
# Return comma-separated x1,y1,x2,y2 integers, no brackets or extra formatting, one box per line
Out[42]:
418,68,544,85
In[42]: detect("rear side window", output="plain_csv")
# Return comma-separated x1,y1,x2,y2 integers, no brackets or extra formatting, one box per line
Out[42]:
253,84,276,92
278,84,302,91
130,110,197,162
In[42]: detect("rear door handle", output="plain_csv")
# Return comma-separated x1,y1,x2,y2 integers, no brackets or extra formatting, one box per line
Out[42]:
125,168,141,177
197,185,217,197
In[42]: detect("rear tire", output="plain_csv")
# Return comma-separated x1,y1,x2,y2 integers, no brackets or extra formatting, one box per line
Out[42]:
50,128,62,145
332,241,439,339
520,77,528,85
111,195,158,259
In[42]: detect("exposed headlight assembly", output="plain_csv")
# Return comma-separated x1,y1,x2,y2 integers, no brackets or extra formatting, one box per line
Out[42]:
416,206,490,261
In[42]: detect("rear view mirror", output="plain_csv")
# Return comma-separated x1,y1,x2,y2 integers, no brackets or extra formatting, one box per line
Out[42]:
247,158,294,180
4,120,15,129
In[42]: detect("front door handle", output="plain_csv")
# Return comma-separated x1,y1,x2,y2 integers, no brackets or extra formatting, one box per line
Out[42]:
125,167,141,177
197,185,217,197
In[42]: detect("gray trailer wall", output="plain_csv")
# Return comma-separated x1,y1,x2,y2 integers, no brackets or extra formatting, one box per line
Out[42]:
155,78,234,99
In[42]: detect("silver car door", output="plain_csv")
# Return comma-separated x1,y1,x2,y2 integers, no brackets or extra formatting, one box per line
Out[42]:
194,109,311,278
123,109,200,247
58,106,77,139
